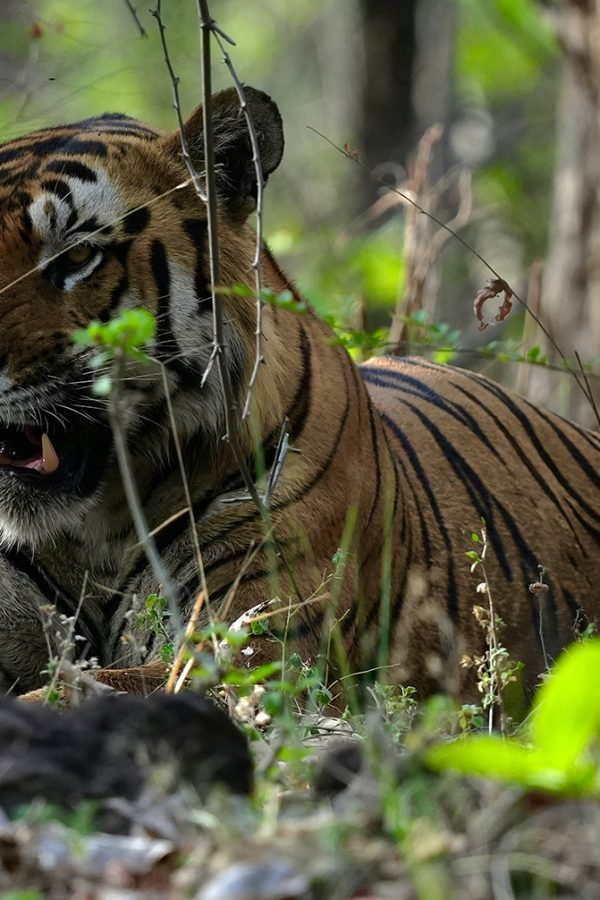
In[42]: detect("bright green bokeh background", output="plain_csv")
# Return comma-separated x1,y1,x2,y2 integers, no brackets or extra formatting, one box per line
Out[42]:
0,0,558,349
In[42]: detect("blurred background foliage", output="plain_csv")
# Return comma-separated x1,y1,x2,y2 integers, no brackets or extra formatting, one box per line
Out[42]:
1,0,596,419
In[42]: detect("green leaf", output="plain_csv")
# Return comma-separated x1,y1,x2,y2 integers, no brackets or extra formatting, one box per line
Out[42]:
222,661,282,685
432,347,456,365
251,617,269,635
263,691,285,716
425,735,595,794
161,644,174,664
531,640,600,768
215,282,254,297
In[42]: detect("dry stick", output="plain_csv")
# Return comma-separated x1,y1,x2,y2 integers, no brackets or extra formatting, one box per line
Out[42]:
165,588,206,693
209,28,266,421
109,351,184,641
196,0,261,507
219,539,263,621
575,350,600,428
308,125,600,429
391,124,443,347
152,3,300,664
158,362,218,659
122,0,147,37
152,2,207,202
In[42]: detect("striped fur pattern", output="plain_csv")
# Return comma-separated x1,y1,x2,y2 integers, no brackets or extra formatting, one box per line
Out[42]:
0,87,598,698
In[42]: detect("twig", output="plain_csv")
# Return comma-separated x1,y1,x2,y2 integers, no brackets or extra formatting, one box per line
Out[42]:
195,0,262,506
195,1,302,604
165,589,206,693
152,1,206,201
158,361,218,657
109,351,183,641
219,539,262,621
473,526,508,736
515,259,544,398
122,0,147,37
209,28,267,420
264,418,290,505
575,350,600,431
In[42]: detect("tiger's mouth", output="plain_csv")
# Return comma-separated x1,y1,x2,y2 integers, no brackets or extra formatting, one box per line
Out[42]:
0,425,60,476
0,411,112,496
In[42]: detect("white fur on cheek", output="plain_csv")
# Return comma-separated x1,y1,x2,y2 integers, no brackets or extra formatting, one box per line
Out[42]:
168,264,212,357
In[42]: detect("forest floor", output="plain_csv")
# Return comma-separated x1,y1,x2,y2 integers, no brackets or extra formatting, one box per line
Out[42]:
0,676,598,900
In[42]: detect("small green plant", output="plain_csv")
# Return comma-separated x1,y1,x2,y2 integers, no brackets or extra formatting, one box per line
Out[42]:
463,526,522,734
135,593,175,664
137,593,169,635
368,683,419,741
72,307,157,395
425,639,600,796
14,799,100,835
217,282,308,314
329,323,390,361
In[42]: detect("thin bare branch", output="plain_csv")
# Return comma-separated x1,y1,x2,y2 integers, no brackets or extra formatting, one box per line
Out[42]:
209,28,267,420
165,589,207,694
122,0,147,37
109,351,183,641
158,361,219,656
264,417,291,505
195,1,263,506
575,350,600,430
152,1,206,202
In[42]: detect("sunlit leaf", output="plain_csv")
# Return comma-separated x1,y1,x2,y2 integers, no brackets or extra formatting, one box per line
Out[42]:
531,640,600,767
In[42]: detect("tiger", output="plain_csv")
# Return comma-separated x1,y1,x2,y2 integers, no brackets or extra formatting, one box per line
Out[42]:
0,85,598,703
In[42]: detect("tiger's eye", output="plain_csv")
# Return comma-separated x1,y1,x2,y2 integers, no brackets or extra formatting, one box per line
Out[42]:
63,243,95,267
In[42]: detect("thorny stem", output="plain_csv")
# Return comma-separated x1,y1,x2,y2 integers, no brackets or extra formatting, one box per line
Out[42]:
196,1,303,605
308,126,600,429
209,28,266,420
152,2,207,202
196,0,261,505
122,0,147,37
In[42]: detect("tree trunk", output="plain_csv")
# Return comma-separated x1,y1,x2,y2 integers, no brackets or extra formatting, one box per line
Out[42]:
355,0,455,210
527,0,600,426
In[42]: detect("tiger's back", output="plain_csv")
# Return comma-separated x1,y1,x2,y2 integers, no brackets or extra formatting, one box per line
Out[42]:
0,85,597,700
363,355,600,692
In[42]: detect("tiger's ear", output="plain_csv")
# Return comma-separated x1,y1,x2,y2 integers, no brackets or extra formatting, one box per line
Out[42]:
161,86,283,219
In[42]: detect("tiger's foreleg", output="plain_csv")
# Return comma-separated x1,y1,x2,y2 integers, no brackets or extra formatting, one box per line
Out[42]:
0,554,62,693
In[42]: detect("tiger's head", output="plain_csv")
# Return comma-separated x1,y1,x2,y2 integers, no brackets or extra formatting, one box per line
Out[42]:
0,87,284,547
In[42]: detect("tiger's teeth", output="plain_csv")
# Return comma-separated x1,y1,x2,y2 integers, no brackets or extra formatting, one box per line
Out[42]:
40,433,59,475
